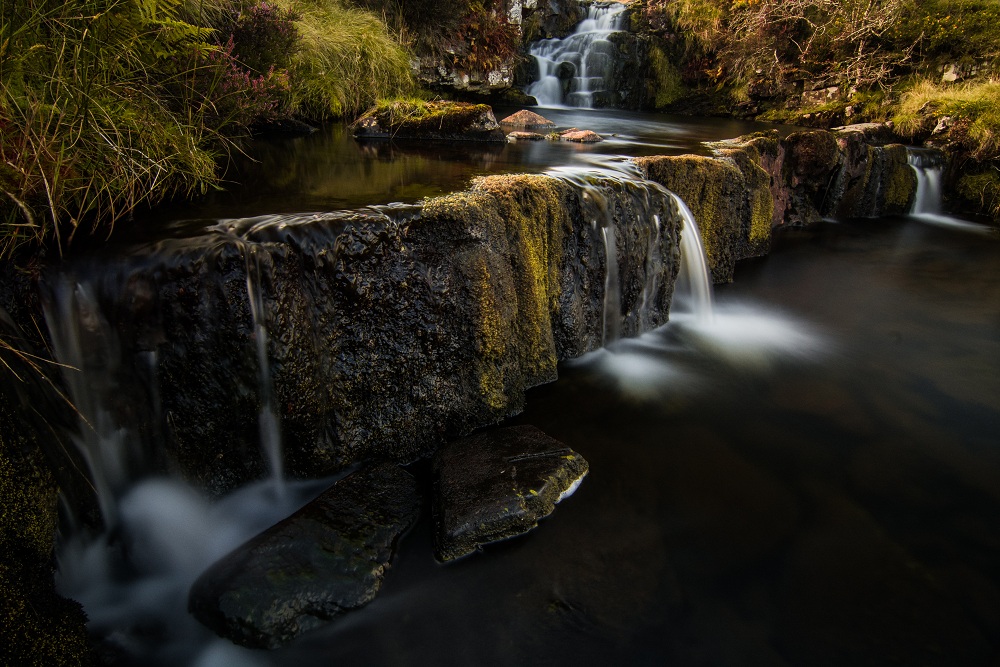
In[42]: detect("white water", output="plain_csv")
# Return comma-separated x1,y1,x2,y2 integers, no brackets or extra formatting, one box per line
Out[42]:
908,149,993,234
672,194,715,323
244,246,286,499
44,280,137,526
601,225,622,344
57,476,327,667
526,3,628,108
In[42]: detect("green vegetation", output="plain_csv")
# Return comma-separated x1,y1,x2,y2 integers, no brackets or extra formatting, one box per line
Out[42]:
894,79,1000,157
0,0,412,258
351,0,520,72
278,0,413,120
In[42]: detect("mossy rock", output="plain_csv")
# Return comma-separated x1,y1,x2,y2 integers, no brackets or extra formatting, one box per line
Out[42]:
635,155,750,283
352,99,507,142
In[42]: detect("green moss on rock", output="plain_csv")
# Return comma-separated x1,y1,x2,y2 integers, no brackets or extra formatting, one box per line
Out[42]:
635,154,748,282
352,99,506,142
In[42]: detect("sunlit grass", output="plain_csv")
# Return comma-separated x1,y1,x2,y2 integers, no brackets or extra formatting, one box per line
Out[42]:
894,79,1000,158
277,0,414,120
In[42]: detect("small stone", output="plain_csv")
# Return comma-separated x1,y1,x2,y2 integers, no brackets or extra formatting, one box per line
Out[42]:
560,129,603,143
500,110,556,128
507,131,545,141
433,425,589,562
188,463,420,649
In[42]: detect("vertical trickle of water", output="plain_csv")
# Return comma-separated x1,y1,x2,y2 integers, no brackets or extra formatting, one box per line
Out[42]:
601,225,622,344
908,149,944,216
44,279,130,525
244,245,285,499
672,194,715,323
526,3,627,108
637,212,663,332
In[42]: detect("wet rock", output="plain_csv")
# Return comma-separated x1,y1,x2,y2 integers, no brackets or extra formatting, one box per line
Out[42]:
352,100,507,143
560,129,603,143
433,425,589,562
635,154,750,282
507,131,546,141
500,110,555,128
188,463,420,649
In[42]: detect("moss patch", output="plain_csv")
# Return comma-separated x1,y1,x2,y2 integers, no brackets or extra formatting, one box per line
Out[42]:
635,155,748,282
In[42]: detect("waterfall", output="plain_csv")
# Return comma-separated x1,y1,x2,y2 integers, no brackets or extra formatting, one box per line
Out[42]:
601,225,621,344
907,148,992,234
526,3,627,108
44,279,138,525
244,246,286,500
672,194,715,323
908,149,944,216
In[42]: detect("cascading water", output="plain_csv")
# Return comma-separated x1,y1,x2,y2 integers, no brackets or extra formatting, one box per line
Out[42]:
244,245,285,500
672,194,715,323
44,279,144,526
907,148,991,234
908,148,945,217
601,225,621,344
526,3,627,108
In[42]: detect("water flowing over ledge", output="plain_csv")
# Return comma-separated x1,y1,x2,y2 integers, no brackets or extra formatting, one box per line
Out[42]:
33,124,935,507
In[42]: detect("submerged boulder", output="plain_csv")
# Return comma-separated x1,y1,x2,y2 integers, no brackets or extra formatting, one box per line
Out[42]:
188,463,420,648
507,130,546,141
433,425,589,562
352,100,507,143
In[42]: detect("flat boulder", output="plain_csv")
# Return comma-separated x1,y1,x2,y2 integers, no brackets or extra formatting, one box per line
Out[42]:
433,425,589,562
500,110,555,129
352,100,506,143
507,131,546,141
560,129,603,143
188,463,420,648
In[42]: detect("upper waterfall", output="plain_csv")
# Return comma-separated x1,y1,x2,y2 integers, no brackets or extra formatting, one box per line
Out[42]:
525,3,628,108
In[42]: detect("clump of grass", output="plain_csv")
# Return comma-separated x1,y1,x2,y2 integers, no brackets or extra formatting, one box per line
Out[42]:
276,0,413,120
894,79,1000,158
0,0,225,256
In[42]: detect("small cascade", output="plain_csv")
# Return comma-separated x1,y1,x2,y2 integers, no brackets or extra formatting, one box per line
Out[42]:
907,148,992,234
44,279,137,525
908,149,945,216
243,245,286,500
601,225,621,344
544,157,676,342
526,3,627,108
672,194,715,323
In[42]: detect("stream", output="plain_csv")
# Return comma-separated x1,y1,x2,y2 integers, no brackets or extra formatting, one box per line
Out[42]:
46,104,1000,666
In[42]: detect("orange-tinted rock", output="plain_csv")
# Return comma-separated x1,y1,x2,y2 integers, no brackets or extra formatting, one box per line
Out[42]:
500,110,555,128
561,130,603,143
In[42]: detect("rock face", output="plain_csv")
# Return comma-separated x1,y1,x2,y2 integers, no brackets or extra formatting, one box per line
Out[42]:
352,101,507,143
188,463,420,649
637,125,921,282
433,425,588,562
41,172,682,493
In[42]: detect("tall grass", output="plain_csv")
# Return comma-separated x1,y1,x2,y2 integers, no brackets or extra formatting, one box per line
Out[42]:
0,0,223,256
276,0,413,120
894,79,1000,157
0,0,414,257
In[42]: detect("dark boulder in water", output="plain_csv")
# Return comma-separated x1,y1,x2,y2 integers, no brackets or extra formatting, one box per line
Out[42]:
352,100,507,143
188,463,420,648
433,425,589,562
